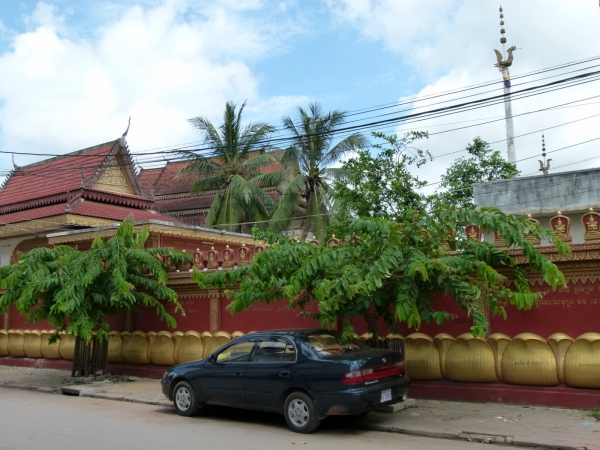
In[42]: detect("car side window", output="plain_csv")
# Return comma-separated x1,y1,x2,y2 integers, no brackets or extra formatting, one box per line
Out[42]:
216,341,255,363
252,338,296,363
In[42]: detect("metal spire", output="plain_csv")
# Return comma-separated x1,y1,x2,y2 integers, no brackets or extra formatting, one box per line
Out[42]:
494,6,517,164
538,134,551,175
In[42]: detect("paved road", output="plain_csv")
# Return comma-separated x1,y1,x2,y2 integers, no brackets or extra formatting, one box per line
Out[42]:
0,387,526,450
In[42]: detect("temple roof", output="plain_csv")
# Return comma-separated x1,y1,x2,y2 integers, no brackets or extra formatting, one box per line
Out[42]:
0,139,149,213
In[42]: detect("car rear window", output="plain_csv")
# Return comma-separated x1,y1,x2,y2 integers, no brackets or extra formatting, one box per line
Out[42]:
306,333,369,356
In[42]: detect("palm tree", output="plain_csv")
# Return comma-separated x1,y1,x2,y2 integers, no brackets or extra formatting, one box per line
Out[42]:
255,102,368,240
180,101,277,232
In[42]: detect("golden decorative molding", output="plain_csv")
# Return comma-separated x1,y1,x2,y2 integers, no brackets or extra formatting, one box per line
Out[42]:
210,296,220,334
93,157,136,195
47,222,257,246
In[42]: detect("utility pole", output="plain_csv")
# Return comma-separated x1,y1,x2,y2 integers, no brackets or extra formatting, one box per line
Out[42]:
494,6,517,164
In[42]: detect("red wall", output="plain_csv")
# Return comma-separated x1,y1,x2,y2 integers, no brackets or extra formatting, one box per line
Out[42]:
489,280,600,339
132,297,211,333
220,299,320,333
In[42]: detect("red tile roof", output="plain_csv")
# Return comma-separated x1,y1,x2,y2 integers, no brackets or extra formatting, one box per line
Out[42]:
0,204,67,225
153,161,196,196
0,142,116,208
70,200,176,223
139,167,165,190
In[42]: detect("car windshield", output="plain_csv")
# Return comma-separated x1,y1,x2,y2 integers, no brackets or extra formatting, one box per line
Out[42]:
305,333,369,356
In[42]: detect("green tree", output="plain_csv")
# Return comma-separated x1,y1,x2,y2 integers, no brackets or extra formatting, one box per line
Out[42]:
194,209,568,338
432,137,520,209
333,131,430,231
0,218,192,343
181,101,278,231
255,102,368,241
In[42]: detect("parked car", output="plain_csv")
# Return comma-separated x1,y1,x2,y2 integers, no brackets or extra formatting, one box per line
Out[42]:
161,329,409,433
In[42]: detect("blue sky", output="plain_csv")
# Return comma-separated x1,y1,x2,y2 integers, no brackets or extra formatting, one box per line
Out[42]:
1,0,600,188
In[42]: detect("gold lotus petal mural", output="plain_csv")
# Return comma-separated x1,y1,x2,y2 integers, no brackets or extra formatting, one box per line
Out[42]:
501,333,559,387
174,331,204,364
564,333,600,389
547,333,574,384
40,330,61,360
404,333,444,381
433,333,454,379
8,330,25,358
149,331,176,366
107,331,125,363
123,331,150,365
445,333,498,383
488,333,511,381
4,329,600,391
58,332,76,360
23,329,42,359
0,330,9,357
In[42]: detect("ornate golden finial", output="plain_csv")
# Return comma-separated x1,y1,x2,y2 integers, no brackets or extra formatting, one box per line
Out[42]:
558,211,562,215
590,207,594,212
332,234,336,238
226,245,229,248
499,6,506,44
211,246,214,250
539,134,551,175
196,248,200,251
182,249,186,252
527,214,532,218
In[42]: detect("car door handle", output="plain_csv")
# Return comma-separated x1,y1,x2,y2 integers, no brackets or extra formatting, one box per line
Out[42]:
234,372,243,376
279,371,290,378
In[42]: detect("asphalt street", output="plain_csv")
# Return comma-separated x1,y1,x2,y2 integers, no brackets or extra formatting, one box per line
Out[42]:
0,387,528,450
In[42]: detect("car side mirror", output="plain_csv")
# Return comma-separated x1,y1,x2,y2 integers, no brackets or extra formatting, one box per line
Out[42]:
208,354,216,363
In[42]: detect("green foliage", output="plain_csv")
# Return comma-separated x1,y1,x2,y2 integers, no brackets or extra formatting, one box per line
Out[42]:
0,218,192,343
332,131,430,233
586,408,600,421
432,137,520,209
194,209,568,339
264,101,368,241
180,101,277,231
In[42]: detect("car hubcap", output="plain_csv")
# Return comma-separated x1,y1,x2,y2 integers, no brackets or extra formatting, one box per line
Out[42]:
288,399,309,427
175,387,192,411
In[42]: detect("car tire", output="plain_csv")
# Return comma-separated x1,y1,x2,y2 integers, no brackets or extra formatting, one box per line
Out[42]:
172,381,199,416
284,391,320,434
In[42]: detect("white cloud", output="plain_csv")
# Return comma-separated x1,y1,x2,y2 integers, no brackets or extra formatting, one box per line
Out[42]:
0,0,302,171
326,0,600,193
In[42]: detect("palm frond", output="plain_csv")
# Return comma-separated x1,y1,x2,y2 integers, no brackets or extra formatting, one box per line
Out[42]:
320,133,369,167
268,174,305,233
190,175,225,195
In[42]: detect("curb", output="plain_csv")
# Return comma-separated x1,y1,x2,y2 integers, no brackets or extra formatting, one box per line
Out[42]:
355,423,588,450
78,392,171,408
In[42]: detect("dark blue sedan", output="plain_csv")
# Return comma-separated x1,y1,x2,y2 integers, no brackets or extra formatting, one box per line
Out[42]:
161,329,410,433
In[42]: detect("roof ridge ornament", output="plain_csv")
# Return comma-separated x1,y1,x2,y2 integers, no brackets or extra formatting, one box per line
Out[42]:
119,117,131,147
538,134,551,175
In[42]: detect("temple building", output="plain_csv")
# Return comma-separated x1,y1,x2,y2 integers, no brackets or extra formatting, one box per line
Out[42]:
1,135,599,408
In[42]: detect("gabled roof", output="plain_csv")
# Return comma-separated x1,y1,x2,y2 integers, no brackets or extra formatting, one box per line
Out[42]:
0,139,150,213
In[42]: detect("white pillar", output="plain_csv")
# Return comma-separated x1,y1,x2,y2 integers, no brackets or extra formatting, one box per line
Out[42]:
503,85,516,164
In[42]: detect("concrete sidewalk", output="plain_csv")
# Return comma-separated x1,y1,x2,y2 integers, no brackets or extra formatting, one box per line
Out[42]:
1,365,598,450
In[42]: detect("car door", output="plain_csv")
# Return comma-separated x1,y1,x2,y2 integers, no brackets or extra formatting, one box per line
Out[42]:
193,339,256,406
244,337,296,410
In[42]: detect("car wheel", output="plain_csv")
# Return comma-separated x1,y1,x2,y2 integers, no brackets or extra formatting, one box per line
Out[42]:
284,391,320,434
173,381,199,416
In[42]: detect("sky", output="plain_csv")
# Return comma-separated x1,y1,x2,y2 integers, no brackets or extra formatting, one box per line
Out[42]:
1,0,600,194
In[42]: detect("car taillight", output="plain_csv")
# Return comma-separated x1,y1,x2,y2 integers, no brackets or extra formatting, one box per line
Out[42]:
342,361,405,385
342,370,365,384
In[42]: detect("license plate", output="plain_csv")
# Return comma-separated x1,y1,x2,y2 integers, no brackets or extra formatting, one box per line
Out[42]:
380,389,392,403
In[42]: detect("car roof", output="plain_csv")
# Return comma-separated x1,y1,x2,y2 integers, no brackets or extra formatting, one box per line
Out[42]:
242,328,338,337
